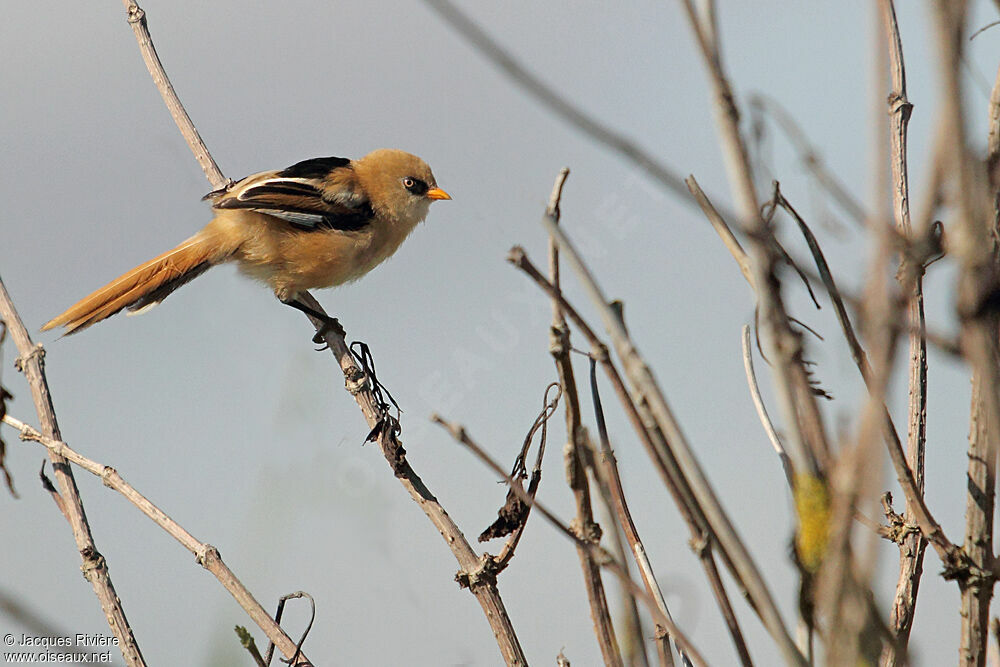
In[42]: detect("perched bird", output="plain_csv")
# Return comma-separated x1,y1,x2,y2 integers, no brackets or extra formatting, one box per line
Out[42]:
42,149,450,335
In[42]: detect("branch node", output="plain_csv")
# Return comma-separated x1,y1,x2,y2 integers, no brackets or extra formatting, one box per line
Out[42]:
569,516,603,546
878,491,920,545
344,366,368,395
197,544,221,568
100,466,117,488
125,3,146,25
590,343,610,364
549,324,569,356
79,546,107,582
14,343,44,373
887,92,913,120
943,556,996,590
455,554,499,591
689,532,710,557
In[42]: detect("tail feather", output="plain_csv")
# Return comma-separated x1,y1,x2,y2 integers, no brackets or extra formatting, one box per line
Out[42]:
42,233,229,334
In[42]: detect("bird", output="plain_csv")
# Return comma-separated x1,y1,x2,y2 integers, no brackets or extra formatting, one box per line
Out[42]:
42,149,450,335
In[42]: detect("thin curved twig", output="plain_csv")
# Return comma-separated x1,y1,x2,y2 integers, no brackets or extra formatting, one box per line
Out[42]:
432,415,710,667
741,325,792,487
121,1,226,188
117,1,527,662
545,169,624,667
1,413,310,664
538,214,806,665
421,0,739,223
0,279,146,666
510,246,782,666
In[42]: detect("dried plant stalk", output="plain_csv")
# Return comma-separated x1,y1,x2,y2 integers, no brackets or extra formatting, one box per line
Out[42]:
432,415,710,667
121,0,225,188
0,278,145,666
0,414,309,664
510,247,760,666
115,1,527,663
876,2,929,663
544,171,624,666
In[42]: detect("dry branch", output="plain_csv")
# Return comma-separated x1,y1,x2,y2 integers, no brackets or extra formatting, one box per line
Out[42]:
0,413,309,664
0,278,145,666
421,0,742,224
544,171,624,666
113,1,532,662
681,0,829,480
931,3,1000,663
483,382,559,571
510,246,776,666
741,325,792,488
293,299,529,665
536,214,805,665
432,415,709,667
121,0,225,188
876,2,930,662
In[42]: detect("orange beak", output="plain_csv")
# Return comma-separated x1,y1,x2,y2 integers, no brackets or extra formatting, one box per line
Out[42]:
426,187,452,201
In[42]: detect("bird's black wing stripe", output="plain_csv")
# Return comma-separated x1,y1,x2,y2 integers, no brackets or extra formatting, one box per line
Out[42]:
316,201,375,232
279,156,351,179
241,182,323,199
249,203,375,232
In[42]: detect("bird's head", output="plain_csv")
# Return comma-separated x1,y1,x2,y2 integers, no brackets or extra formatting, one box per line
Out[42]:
355,149,451,225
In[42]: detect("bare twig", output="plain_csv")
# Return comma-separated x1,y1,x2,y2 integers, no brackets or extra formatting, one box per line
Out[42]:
0,278,145,666
586,436,651,667
537,213,806,665
873,3,930,663
682,0,830,480
485,382,560,571
421,0,740,223
931,4,1000,664
585,357,674,666
685,176,753,288
587,354,750,667
545,170,624,667
115,0,526,660
1,413,310,664
264,592,315,667
120,1,225,188
741,325,792,487
298,294,527,665
432,416,709,667
510,245,790,665
748,93,867,227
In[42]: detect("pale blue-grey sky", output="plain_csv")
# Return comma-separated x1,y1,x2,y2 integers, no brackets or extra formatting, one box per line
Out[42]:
3,2,999,665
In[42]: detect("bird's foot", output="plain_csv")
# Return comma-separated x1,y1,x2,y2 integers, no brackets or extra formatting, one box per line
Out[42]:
312,317,345,345
279,296,345,346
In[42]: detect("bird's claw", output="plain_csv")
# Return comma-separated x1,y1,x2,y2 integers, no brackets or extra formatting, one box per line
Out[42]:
312,317,345,346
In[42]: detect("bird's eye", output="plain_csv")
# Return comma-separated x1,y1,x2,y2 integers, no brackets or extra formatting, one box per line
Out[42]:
402,177,428,195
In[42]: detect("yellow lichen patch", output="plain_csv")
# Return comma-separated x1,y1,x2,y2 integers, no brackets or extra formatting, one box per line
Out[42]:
794,473,831,573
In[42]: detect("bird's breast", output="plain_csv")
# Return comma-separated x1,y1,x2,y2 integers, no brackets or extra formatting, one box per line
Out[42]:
224,210,420,298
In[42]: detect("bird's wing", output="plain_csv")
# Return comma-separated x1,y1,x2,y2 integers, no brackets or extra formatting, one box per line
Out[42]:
208,157,373,232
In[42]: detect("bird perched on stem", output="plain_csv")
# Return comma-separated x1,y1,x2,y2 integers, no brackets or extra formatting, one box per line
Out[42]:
42,149,450,335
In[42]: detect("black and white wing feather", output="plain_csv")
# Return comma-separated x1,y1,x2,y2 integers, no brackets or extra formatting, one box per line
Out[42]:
207,156,374,232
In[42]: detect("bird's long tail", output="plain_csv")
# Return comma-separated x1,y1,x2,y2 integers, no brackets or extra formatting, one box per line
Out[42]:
42,231,234,334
